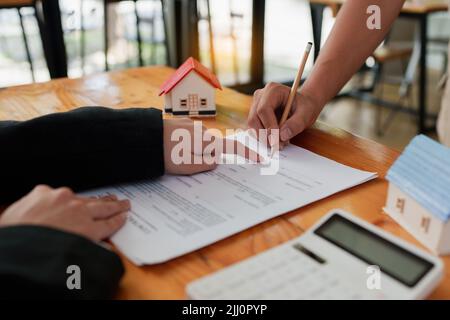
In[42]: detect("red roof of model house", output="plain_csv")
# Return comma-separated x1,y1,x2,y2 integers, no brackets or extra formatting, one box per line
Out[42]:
159,57,222,96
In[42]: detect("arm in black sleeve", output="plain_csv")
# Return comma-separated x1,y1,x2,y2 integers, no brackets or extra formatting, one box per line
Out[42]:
0,107,165,204
0,226,124,299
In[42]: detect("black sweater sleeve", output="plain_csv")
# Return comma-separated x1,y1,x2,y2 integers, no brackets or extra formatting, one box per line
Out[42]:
0,106,165,204
0,106,165,299
0,226,124,299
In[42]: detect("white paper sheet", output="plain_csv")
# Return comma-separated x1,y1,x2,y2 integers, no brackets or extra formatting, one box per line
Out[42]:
82,132,377,265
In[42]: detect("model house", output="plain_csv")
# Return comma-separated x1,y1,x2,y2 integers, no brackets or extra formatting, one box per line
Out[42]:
384,135,450,255
159,57,222,117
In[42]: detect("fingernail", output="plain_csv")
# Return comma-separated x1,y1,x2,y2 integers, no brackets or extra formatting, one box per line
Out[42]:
269,134,278,147
248,129,257,139
122,199,131,208
280,127,292,142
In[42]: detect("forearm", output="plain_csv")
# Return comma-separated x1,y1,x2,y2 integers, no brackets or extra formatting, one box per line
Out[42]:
0,107,165,203
302,0,404,108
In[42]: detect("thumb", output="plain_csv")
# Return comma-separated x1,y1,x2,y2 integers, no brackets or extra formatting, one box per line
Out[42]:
279,109,308,142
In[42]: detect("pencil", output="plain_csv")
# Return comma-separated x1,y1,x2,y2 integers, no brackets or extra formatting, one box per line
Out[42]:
279,41,313,127
271,41,312,157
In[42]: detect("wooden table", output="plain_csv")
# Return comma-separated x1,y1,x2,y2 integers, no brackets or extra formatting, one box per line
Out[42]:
0,66,448,299
309,0,449,134
0,0,33,7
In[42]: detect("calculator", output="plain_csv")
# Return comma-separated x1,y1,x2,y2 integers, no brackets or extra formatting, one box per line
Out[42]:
187,209,444,300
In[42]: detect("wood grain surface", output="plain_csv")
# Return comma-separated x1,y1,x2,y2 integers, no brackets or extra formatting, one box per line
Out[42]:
0,66,448,299
0,0,34,8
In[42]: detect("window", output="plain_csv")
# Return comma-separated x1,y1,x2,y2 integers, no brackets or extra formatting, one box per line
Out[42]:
180,99,187,108
421,216,430,234
396,198,405,213
201,98,207,107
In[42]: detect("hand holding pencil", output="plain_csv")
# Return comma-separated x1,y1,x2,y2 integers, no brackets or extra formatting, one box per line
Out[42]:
247,42,320,150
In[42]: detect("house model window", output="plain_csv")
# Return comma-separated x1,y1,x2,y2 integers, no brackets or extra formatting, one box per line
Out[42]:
159,57,222,117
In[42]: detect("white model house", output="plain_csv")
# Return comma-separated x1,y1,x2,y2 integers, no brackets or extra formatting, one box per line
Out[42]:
159,57,222,117
384,135,450,255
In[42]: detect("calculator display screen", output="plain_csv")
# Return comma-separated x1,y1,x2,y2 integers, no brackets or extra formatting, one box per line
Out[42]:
314,214,434,287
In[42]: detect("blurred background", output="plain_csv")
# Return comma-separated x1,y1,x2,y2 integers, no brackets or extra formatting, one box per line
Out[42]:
0,0,449,150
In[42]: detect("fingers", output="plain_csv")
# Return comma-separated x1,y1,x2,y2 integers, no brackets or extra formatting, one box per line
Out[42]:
279,94,318,142
257,107,279,146
85,196,130,241
87,198,131,219
247,89,264,135
193,124,218,155
166,113,274,176
5,184,130,242
222,139,263,163
39,187,75,205
164,119,221,175
179,157,218,175
247,83,292,144
256,87,283,132
31,185,71,200
261,82,291,112
173,120,213,155
32,184,52,194
247,83,321,144
279,112,306,142
94,211,128,241
26,185,54,203
202,128,223,157
99,194,118,201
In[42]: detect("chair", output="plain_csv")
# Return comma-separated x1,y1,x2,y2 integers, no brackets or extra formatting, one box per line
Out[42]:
428,14,449,81
74,0,97,75
100,0,168,71
197,0,244,84
0,0,37,82
66,0,101,75
369,19,417,135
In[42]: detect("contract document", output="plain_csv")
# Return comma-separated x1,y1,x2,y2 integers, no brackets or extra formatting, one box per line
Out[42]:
83,132,377,265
